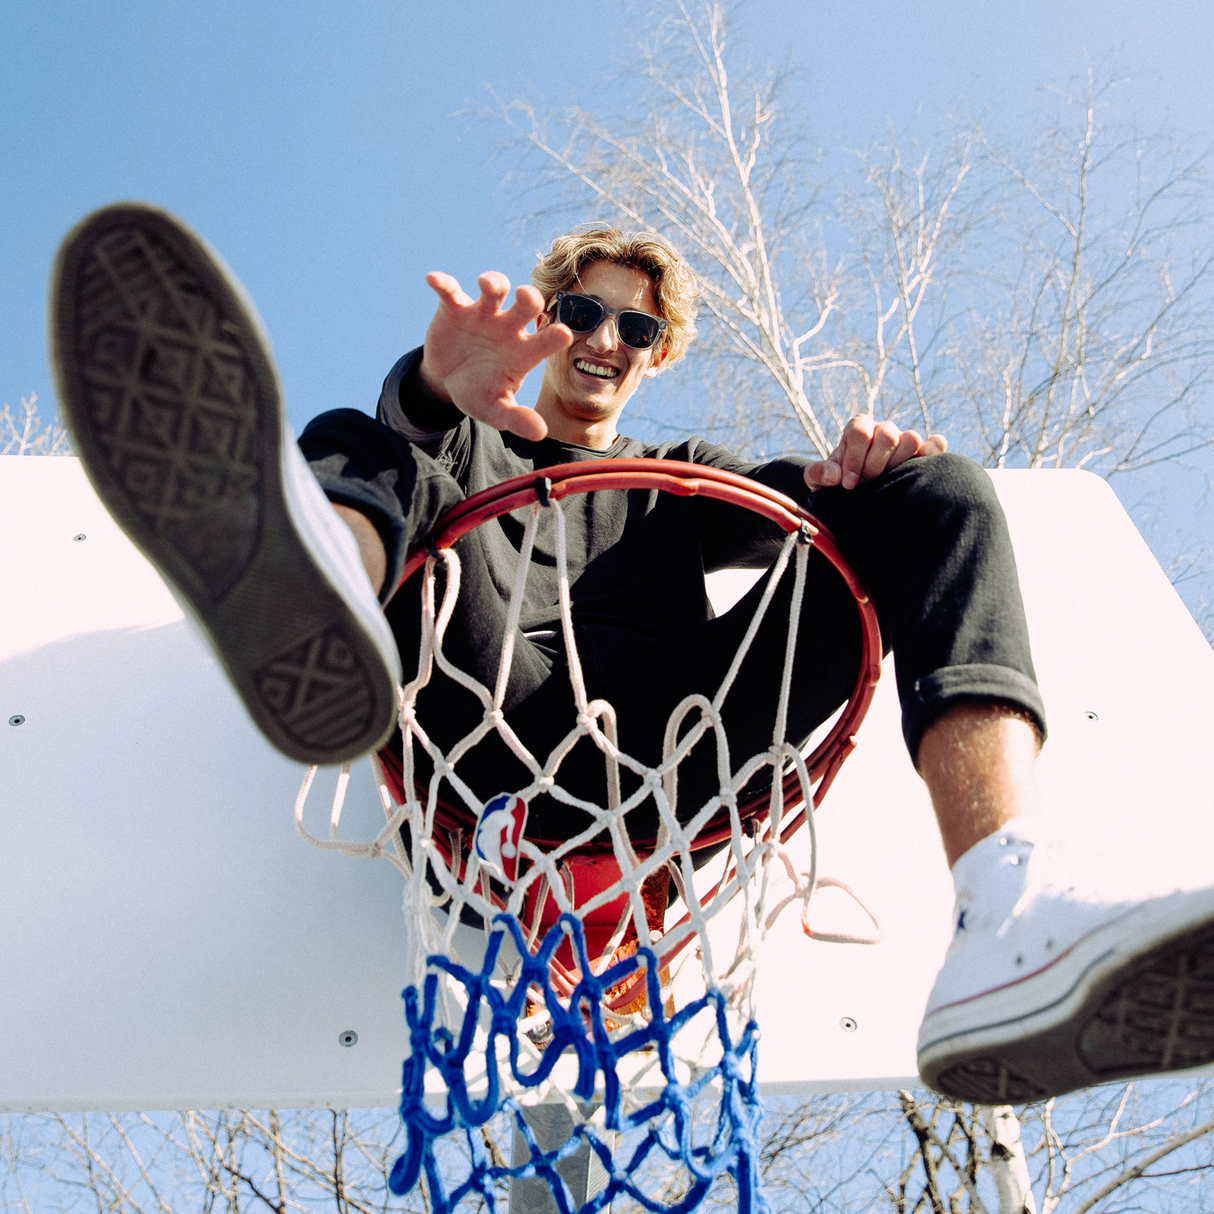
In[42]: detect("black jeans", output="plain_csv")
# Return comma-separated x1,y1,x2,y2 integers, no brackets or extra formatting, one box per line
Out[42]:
300,410,1045,841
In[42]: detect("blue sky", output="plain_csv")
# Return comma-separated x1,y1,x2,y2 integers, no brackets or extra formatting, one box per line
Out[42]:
4,0,1211,426
4,0,1213,599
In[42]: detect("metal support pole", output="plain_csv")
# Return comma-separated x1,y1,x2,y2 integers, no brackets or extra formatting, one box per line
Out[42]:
508,1102,614,1213
982,1105,1037,1214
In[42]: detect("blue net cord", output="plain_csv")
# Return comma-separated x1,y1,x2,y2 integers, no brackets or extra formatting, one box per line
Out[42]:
390,914,769,1213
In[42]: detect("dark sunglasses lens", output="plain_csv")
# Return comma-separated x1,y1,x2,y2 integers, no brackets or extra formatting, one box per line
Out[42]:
557,296,605,332
617,312,662,349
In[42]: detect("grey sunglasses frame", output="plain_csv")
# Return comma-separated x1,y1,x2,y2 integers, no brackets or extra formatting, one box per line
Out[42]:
550,291,668,350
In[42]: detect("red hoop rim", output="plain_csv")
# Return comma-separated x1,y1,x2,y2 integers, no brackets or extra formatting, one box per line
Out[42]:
379,457,882,855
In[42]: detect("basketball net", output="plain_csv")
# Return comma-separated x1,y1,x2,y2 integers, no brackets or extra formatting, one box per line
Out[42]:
294,460,881,1213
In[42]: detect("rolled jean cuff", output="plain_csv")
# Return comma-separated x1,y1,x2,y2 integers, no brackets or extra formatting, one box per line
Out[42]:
903,663,1047,761
303,455,408,606
298,409,465,608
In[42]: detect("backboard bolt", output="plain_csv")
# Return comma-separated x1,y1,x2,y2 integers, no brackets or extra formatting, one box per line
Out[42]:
8,715,24,727
839,1017,857,1032
338,1030,358,1047
73,534,86,542
1085,710,1099,721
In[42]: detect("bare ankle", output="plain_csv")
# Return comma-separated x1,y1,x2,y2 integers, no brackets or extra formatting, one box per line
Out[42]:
332,504,387,596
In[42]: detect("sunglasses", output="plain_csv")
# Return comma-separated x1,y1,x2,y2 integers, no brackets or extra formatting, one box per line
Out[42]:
550,291,668,351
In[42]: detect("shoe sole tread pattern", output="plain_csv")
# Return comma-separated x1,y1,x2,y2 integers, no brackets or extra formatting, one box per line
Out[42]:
51,205,395,766
922,919,1214,1103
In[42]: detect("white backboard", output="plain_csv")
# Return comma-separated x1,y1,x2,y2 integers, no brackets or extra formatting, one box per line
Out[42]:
2,456,1213,1109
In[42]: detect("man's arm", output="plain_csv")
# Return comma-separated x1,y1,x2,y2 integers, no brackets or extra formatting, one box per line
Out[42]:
805,415,948,490
379,350,463,442
418,271,572,442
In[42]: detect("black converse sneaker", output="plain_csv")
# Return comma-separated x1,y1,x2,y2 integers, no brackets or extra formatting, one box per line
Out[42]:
50,202,401,766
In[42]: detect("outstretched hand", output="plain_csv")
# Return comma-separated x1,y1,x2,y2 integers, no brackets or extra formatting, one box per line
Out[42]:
805,415,948,490
420,271,572,441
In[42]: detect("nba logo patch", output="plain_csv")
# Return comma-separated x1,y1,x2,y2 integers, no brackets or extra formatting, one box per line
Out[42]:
473,793,528,885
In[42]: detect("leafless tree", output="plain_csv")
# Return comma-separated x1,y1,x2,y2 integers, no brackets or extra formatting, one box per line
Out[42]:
947,72,1214,477
494,1,1214,486
8,1086,1214,1212
865,1082,1214,1214
0,1108,425,1214
1,394,71,456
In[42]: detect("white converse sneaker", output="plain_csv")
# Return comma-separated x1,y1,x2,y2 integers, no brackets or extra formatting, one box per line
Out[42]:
917,817,1214,1102
50,203,402,766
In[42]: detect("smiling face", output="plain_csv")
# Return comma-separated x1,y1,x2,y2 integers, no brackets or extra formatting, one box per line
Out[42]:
534,260,667,449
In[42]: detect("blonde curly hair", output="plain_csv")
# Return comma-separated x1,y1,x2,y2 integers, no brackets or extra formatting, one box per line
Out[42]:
531,226,700,366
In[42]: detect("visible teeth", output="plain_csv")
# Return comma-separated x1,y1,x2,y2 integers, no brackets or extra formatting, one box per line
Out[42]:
575,360,618,379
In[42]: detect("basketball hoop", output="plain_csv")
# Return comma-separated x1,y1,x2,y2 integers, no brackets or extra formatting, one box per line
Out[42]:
295,458,881,1212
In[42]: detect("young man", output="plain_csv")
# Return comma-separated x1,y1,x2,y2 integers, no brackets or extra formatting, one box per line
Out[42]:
51,203,1214,1104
